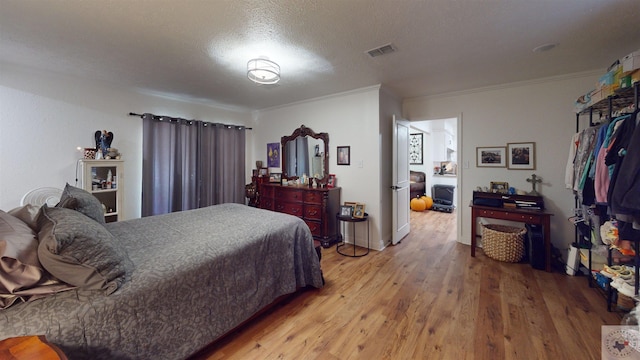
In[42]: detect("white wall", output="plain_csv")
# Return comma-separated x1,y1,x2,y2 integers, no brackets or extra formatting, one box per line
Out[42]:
0,62,252,218
252,85,395,250
403,72,600,256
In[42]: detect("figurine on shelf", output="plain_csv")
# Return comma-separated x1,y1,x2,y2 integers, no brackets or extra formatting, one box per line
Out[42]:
95,130,114,159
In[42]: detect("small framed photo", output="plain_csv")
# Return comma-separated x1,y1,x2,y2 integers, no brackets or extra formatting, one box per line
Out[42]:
344,201,357,208
477,146,506,168
269,172,282,183
353,203,366,218
337,146,350,165
252,169,258,177
327,174,337,188
507,142,536,170
258,167,268,177
340,205,353,217
490,181,509,193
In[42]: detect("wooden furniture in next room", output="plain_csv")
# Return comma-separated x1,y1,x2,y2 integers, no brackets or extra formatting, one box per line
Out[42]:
259,183,341,247
470,192,553,272
0,336,68,360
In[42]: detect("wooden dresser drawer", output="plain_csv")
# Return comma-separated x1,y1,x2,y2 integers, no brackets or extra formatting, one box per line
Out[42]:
304,204,322,220
305,219,322,237
303,191,323,204
260,198,274,210
261,185,275,198
276,189,303,203
275,202,303,217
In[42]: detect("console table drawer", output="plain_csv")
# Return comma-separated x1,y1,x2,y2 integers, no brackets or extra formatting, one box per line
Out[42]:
276,189,303,203
477,209,543,224
275,202,303,217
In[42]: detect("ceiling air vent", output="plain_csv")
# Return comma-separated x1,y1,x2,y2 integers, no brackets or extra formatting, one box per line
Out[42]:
366,43,396,58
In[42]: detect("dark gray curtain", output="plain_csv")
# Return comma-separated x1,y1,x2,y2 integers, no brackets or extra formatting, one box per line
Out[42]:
142,113,246,216
199,122,246,207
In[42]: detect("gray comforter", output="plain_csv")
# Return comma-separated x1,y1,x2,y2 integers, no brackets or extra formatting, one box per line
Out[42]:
0,204,324,359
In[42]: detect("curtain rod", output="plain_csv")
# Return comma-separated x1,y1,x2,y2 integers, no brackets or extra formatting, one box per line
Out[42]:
128,112,252,130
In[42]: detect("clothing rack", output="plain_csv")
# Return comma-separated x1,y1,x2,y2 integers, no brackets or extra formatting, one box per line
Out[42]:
128,112,252,130
572,81,640,312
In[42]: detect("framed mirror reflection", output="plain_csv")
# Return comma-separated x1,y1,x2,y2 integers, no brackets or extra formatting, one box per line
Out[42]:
281,125,330,184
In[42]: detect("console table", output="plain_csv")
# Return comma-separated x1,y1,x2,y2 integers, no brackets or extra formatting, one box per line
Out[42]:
470,203,553,272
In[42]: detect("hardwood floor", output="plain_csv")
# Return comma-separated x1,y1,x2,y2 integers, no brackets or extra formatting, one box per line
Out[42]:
193,210,623,359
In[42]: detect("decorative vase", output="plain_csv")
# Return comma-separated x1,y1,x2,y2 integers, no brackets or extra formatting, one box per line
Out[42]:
256,161,263,169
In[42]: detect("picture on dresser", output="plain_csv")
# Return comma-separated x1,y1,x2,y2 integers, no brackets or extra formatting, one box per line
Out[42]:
340,205,353,217
269,173,282,184
327,174,337,188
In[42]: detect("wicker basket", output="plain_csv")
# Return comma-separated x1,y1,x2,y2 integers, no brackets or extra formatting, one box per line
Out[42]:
481,224,527,263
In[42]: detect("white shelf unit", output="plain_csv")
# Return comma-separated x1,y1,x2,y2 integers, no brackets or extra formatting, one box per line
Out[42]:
79,160,124,222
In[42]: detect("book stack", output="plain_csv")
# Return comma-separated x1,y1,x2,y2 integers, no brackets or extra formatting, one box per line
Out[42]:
514,200,542,210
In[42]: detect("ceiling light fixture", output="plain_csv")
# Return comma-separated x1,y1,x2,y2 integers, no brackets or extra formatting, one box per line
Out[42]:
532,43,558,53
247,58,280,84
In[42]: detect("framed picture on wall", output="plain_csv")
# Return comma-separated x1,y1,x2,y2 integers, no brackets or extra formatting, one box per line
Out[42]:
507,142,536,170
476,146,506,168
267,143,280,168
409,133,423,165
337,146,350,165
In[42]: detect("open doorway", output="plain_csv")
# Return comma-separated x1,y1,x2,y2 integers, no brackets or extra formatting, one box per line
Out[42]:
409,117,459,241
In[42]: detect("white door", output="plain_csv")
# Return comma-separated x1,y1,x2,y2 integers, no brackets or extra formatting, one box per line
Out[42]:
392,115,411,245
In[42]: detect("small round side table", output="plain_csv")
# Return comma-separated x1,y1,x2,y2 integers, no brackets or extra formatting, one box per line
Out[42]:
336,213,370,257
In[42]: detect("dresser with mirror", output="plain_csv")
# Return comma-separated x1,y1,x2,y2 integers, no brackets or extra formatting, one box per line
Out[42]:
258,125,341,247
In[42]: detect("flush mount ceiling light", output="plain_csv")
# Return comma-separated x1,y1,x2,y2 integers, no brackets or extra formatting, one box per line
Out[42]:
247,58,280,84
532,43,558,53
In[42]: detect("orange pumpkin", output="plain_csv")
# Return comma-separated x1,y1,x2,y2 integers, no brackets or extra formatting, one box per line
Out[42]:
420,195,433,210
410,197,427,211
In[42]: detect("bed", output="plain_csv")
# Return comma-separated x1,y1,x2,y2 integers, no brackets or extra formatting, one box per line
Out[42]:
0,185,324,359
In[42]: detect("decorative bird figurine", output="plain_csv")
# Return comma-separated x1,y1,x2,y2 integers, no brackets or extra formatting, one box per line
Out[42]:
95,130,114,158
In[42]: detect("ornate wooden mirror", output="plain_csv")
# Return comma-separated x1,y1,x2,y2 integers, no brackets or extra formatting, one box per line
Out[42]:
281,125,329,184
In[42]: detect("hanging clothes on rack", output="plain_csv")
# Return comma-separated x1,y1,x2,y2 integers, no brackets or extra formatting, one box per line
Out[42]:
594,115,629,203
610,110,640,231
573,126,598,196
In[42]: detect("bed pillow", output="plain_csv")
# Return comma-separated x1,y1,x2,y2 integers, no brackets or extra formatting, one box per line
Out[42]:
0,210,45,305
56,183,106,225
8,204,41,231
37,205,133,295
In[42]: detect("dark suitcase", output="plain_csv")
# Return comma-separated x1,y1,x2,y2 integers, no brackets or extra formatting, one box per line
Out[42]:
432,185,455,213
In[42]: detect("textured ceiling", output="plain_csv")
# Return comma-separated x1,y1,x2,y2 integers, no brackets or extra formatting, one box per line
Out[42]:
1,0,639,111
